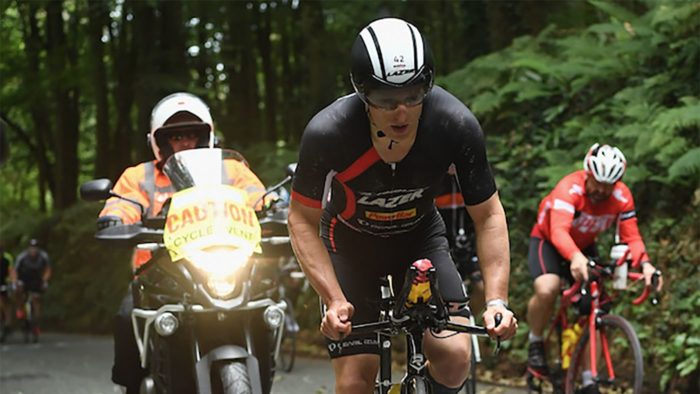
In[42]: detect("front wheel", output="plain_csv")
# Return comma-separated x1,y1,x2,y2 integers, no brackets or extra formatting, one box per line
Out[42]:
216,361,252,394
565,314,643,394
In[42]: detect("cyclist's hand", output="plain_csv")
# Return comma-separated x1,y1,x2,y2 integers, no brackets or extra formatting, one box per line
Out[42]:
321,300,354,341
570,252,589,283
483,304,517,341
42,281,49,291
642,262,663,291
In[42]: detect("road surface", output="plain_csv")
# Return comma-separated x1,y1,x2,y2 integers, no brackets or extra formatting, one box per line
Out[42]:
0,332,524,393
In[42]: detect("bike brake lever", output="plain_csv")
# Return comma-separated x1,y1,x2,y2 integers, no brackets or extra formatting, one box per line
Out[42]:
650,270,661,306
494,313,503,356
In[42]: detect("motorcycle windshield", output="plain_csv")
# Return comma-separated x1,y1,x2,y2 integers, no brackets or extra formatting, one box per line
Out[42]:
163,148,246,191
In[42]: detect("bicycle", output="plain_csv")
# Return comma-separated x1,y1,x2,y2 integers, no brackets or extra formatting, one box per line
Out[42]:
352,258,500,394
526,249,661,394
14,281,40,343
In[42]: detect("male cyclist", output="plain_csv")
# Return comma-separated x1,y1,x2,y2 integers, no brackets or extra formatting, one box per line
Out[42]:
435,166,485,316
13,238,52,342
526,143,664,394
99,92,268,394
288,17,517,394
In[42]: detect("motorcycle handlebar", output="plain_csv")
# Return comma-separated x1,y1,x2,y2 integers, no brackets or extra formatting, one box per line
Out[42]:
95,224,163,244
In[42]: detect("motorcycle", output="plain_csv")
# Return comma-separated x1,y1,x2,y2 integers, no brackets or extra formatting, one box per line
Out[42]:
254,164,307,373
81,148,289,394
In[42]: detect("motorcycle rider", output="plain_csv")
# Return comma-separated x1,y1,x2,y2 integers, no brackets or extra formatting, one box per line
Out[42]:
99,92,268,394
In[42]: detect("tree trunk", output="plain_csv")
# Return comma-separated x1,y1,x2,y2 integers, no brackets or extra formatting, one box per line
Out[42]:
17,2,55,211
132,0,158,163
257,5,276,142
300,1,333,118
225,1,260,147
87,1,111,179
110,0,136,177
46,0,81,209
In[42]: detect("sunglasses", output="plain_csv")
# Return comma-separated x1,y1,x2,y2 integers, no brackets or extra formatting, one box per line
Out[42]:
166,130,202,142
365,83,430,111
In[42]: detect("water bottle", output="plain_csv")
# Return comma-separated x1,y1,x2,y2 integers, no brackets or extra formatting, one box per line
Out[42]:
561,322,583,369
610,244,629,290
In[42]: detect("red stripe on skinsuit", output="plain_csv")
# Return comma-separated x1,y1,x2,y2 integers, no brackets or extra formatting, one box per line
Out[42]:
291,190,322,209
335,147,381,220
538,239,548,274
336,148,381,182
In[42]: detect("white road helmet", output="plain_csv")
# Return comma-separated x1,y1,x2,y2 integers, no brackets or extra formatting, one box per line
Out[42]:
148,92,214,162
583,143,627,184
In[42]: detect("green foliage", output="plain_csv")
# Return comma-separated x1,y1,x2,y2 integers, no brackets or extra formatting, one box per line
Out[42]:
442,1,699,390
239,141,299,187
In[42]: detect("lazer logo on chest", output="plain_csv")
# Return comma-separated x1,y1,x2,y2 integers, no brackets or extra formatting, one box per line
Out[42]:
357,189,426,209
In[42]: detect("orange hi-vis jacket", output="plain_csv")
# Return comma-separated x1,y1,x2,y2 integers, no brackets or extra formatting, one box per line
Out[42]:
99,159,267,224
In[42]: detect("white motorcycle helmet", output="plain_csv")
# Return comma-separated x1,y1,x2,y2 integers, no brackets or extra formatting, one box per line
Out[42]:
583,143,627,184
148,92,215,163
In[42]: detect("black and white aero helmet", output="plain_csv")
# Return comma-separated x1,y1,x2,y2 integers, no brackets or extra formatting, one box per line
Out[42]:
350,17,434,103
583,143,627,184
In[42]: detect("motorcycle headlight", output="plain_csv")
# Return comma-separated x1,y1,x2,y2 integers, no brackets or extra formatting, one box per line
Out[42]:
207,277,237,298
186,246,252,278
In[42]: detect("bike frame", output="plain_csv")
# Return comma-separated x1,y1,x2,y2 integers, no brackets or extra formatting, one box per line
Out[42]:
538,254,657,387
353,265,489,394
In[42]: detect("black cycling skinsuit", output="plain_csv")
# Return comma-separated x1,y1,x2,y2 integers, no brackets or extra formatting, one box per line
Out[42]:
291,86,497,358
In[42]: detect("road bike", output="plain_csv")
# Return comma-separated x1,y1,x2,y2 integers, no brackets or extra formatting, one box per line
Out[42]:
527,248,660,394
352,258,500,394
14,281,40,343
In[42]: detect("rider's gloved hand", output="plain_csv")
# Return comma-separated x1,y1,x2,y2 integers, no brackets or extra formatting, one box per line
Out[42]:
97,215,123,230
641,261,663,291
42,281,49,291
483,299,517,341
321,300,355,341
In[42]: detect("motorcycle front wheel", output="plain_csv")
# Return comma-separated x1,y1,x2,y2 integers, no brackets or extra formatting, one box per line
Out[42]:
216,361,252,394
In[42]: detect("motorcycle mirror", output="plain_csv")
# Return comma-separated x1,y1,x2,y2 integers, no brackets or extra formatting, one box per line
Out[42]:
80,179,114,201
285,163,297,178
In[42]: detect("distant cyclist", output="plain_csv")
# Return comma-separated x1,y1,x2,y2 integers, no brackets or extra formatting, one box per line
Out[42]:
13,238,52,341
0,241,14,342
435,166,484,315
525,143,663,394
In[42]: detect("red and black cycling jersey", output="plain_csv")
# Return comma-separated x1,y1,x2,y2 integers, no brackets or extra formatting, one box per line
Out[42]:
291,86,497,236
531,170,649,265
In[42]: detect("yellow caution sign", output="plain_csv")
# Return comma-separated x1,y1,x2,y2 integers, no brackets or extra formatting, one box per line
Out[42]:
163,185,261,261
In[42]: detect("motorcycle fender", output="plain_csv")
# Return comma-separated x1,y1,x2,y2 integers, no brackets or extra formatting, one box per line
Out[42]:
195,345,263,394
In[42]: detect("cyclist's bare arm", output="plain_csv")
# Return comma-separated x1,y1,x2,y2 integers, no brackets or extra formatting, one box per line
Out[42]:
466,191,517,338
43,266,52,283
287,200,352,339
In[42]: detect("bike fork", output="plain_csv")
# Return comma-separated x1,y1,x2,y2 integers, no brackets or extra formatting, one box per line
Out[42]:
378,332,392,394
